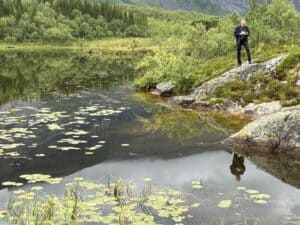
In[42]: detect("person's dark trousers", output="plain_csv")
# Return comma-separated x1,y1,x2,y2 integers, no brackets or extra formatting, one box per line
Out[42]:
237,41,251,65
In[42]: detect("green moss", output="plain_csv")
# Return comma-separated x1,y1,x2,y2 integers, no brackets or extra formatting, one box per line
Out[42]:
208,98,226,106
281,98,300,107
276,53,300,80
212,72,300,106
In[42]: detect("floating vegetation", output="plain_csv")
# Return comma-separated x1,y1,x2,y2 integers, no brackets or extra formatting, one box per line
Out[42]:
245,189,259,194
57,146,81,151
191,203,200,208
237,186,246,190
237,187,271,205
0,211,6,218
19,174,62,184
65,129,89,136
2,181,23,187
47,123,63,131
84,152,94,155
0,98,129,158
57,138,87,145
192,181,203,189
86,144,103,151
218,200,232,208
2,178,190,225
31,186,43,191
17,192,36,200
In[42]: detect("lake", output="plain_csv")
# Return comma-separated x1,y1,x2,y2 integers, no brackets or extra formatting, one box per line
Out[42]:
0,50,299,225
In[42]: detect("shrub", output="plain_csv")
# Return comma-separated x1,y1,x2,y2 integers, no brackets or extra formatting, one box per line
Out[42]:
44,26,73,42
134,51,198,94
276,53,300,80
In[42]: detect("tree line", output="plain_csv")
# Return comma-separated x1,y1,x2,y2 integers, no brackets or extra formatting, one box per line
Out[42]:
0,0,148,41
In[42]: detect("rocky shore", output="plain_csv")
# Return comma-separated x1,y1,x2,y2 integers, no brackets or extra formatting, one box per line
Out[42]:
146,55,300,153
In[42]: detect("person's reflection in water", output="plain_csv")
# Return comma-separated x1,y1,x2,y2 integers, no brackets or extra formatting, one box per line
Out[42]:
230,154,246,181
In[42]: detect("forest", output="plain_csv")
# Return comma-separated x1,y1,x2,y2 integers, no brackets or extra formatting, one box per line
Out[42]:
0,0,148,41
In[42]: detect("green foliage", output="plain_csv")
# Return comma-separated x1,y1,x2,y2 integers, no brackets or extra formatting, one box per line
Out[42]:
186,14,236,58
276,53,300,80
212,73,300,106
0,0,148,41
135,0,300,97
246,0,300,46
44,26,73,42
135,51,198,93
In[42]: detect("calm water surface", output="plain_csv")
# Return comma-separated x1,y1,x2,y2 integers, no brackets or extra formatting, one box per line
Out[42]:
0,51,299,225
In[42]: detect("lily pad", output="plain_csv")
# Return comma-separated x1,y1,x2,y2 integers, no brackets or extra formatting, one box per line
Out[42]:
218,200,232,208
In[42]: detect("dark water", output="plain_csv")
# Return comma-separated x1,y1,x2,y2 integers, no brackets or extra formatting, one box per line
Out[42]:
0,51,299,225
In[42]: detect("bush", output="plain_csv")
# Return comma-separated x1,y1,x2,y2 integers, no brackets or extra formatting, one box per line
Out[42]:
135,51,198,94
125,25,143,37
44,26,73,42
276,53,300,80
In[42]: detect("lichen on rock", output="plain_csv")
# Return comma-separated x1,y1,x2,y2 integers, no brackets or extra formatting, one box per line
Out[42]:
222,105,300,153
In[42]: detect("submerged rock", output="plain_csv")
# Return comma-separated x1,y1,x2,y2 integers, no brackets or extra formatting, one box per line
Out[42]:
212,99,243,113
222,105,300,153
168,96,195,107
192,56,284,100
242,101,282,118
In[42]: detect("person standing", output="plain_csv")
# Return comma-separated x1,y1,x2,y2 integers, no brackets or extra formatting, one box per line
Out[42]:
234,19,252,66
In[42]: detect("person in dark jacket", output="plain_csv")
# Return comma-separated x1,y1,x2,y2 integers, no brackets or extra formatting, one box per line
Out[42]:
234,19,252,66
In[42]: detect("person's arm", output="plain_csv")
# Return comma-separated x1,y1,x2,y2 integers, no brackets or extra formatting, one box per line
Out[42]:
234,26,240,39
244,26,250,37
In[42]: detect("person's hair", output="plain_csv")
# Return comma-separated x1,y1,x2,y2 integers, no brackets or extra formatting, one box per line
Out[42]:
240,19,247,25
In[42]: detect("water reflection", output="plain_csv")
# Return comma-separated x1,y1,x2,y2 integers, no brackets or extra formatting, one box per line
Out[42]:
232,148,300,189
0,50,135,104
230,154,246,181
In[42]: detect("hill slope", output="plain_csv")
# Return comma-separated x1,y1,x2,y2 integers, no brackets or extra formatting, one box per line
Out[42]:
104,0,226,15
107,0,300,13
210,0,300,12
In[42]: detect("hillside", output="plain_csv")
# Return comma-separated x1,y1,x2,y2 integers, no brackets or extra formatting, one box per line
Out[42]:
107,0,300,13
210,0,300,13
105,0,226,15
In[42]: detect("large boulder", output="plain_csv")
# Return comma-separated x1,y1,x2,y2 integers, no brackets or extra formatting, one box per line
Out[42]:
151,82,175,97
242,101,282,118
192,56,284,100
222,105,300,153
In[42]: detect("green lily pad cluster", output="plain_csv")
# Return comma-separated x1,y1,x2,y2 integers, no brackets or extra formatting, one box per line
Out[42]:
237,187,271,205
19,174,62,184
0,100,129,159
2,178,191,225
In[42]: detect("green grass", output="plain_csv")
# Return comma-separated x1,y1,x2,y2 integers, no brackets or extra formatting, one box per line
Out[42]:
276,53,300,80
212,72,300,106
0,38,159,54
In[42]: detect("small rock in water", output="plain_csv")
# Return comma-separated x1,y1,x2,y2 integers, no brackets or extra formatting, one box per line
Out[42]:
151,82,175,97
